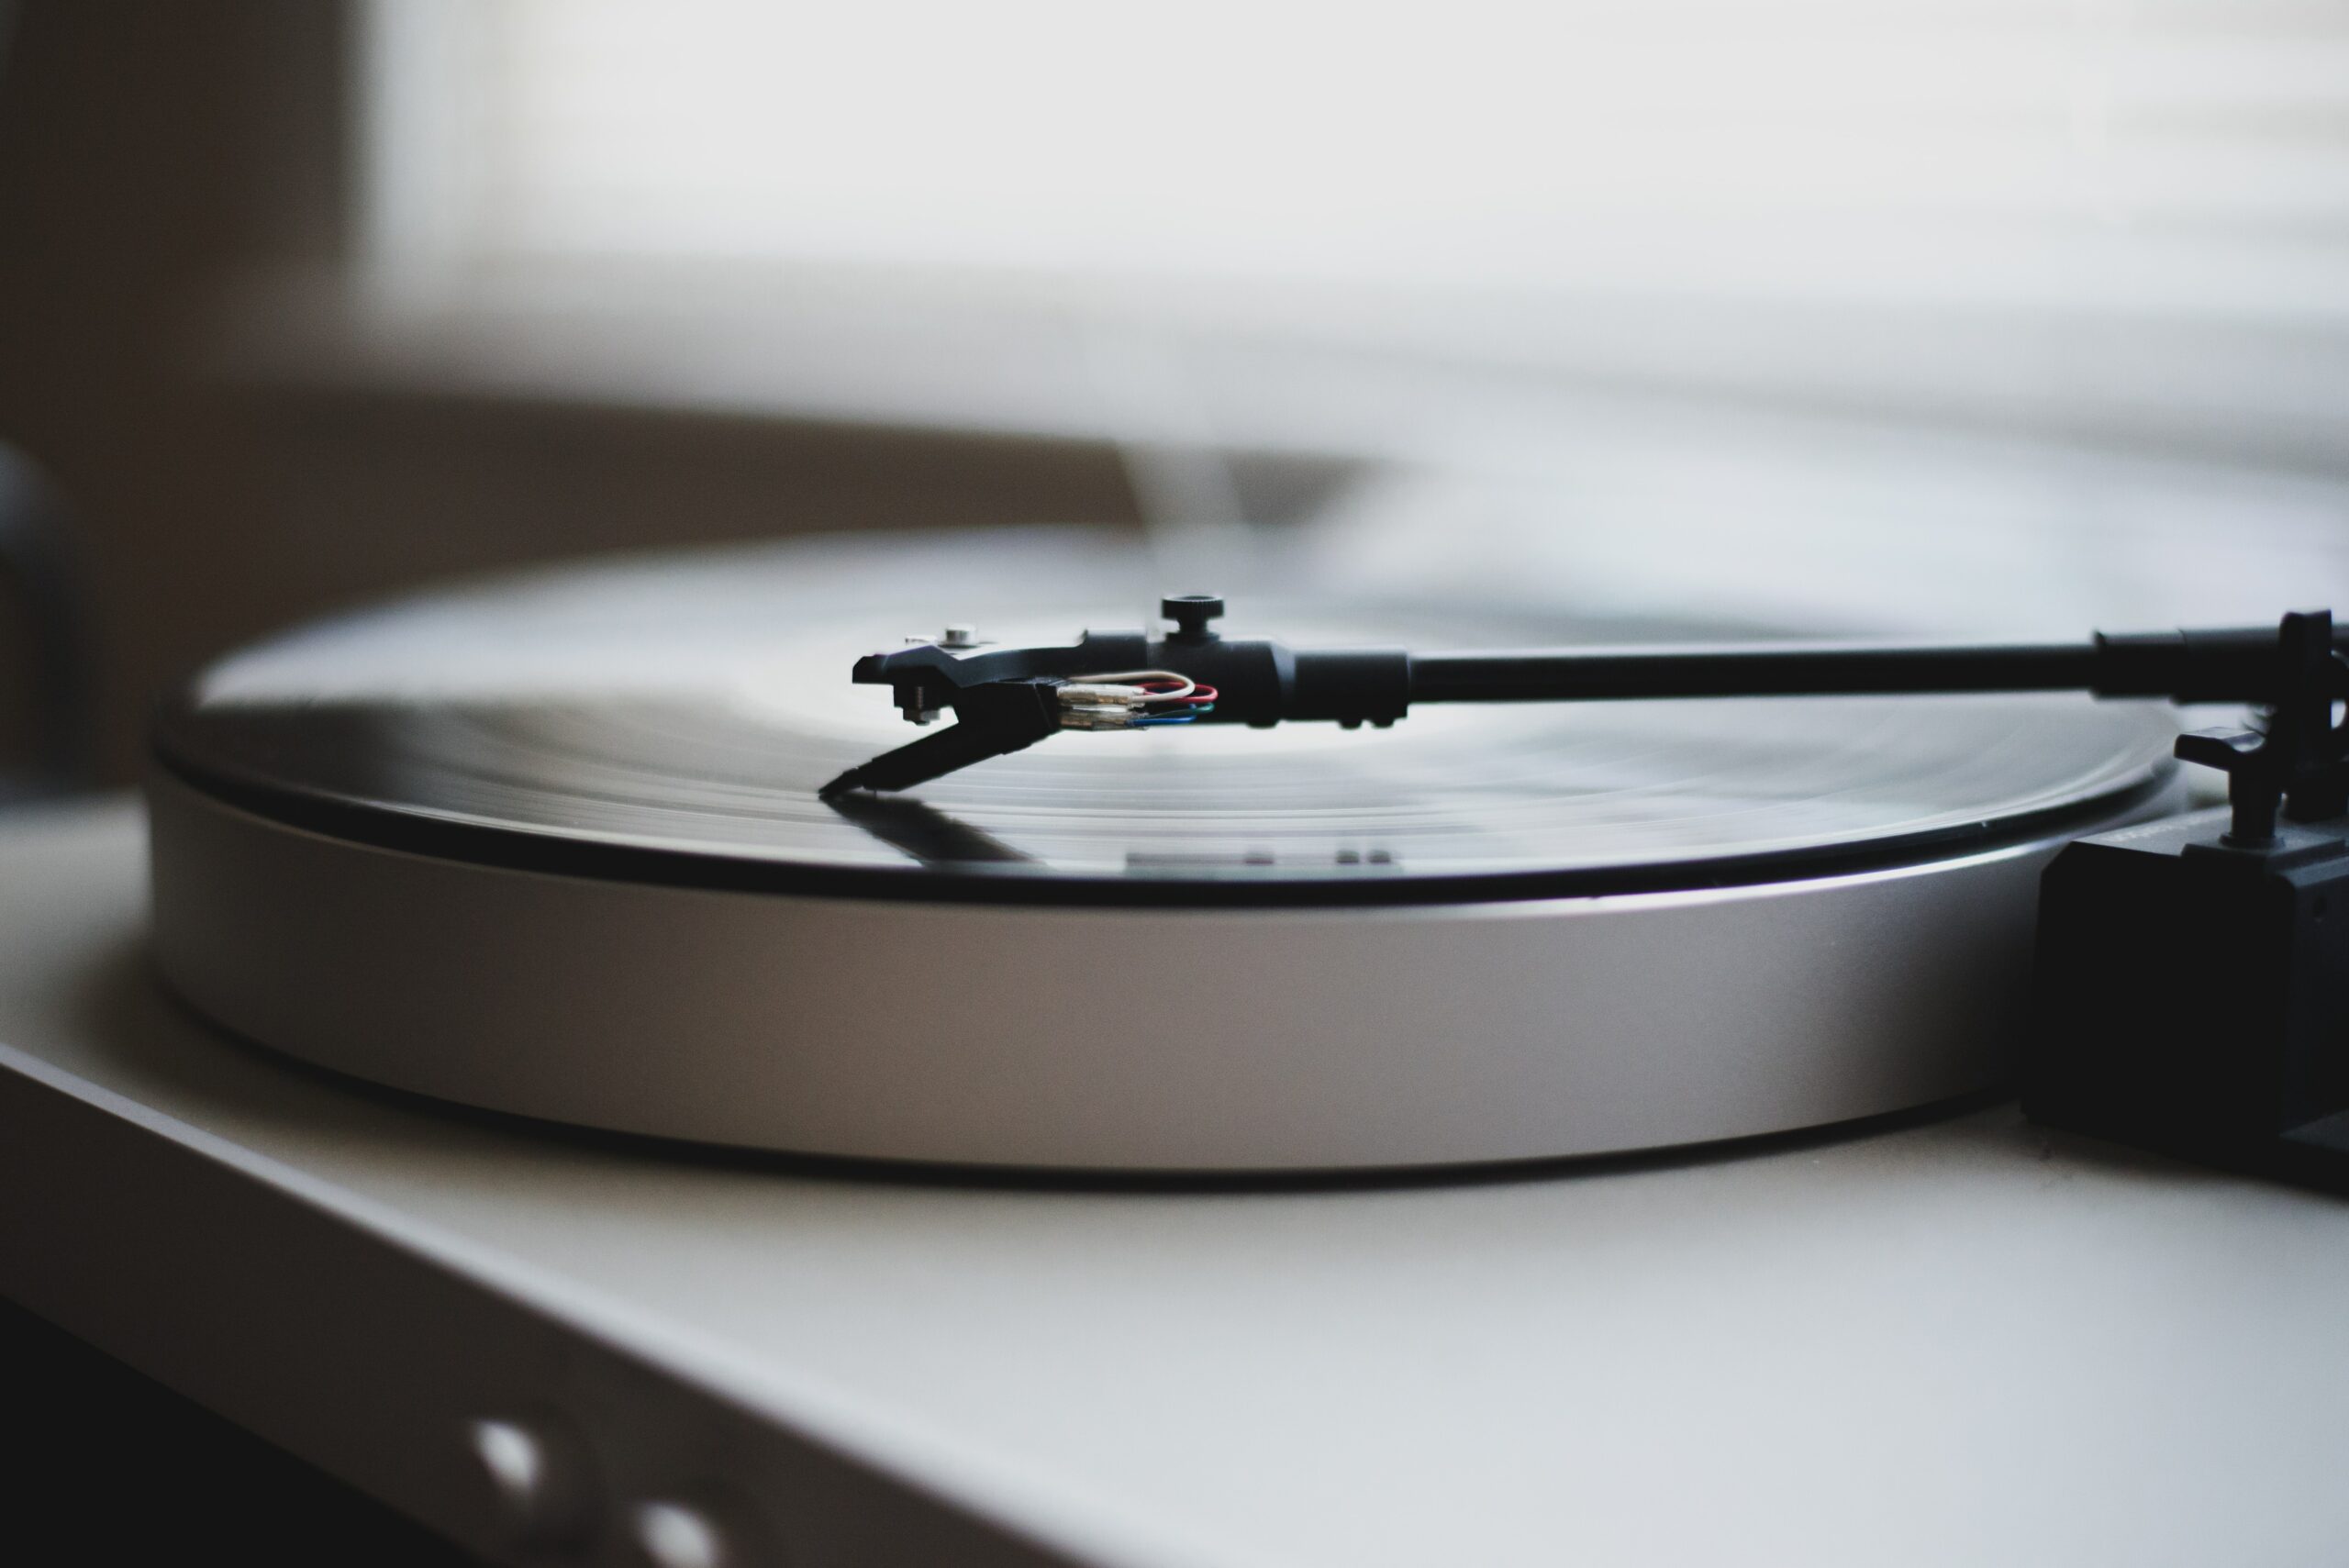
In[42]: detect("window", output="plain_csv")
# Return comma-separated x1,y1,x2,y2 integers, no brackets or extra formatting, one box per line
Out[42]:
361,1,2349,450
345,1,2349,630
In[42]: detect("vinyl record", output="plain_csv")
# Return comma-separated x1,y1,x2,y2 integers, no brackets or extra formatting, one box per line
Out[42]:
154,531,2176,906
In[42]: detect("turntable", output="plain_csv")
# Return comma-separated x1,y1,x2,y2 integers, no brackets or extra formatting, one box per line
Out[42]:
8,528,2349,1568
142,531,2204,1173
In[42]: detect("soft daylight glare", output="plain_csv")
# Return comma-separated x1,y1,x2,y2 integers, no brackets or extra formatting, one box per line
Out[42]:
428,0,2349,308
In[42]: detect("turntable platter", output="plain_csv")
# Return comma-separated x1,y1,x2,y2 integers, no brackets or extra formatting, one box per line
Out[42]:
153,534,2172,905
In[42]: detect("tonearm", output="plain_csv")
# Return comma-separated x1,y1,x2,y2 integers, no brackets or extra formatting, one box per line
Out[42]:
829,596,2349,851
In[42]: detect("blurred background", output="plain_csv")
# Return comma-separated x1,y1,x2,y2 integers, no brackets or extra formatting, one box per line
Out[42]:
4,0,2348,792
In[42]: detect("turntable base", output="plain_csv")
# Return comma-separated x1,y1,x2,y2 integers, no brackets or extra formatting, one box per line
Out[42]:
152,768,2140,1170
6,800,2349,1567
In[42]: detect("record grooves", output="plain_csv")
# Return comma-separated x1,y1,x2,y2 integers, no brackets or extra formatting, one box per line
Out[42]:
150,731,2178,908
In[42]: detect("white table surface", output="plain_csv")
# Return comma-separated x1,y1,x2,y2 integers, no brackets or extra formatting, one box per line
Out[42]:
4,797,2346,1567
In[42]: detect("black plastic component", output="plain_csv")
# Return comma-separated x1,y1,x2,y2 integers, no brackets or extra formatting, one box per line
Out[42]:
1295,648,1408,725
1162,595,1225,641
2088,624,2330,703
827,605,1409,793
2024,808,2349,1192
2168,610,2349,840
2022,610,2349,1191
820,679,1062,795
0,446,95,800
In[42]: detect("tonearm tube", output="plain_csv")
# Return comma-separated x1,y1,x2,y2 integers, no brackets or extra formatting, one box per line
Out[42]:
829,596,2349,852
